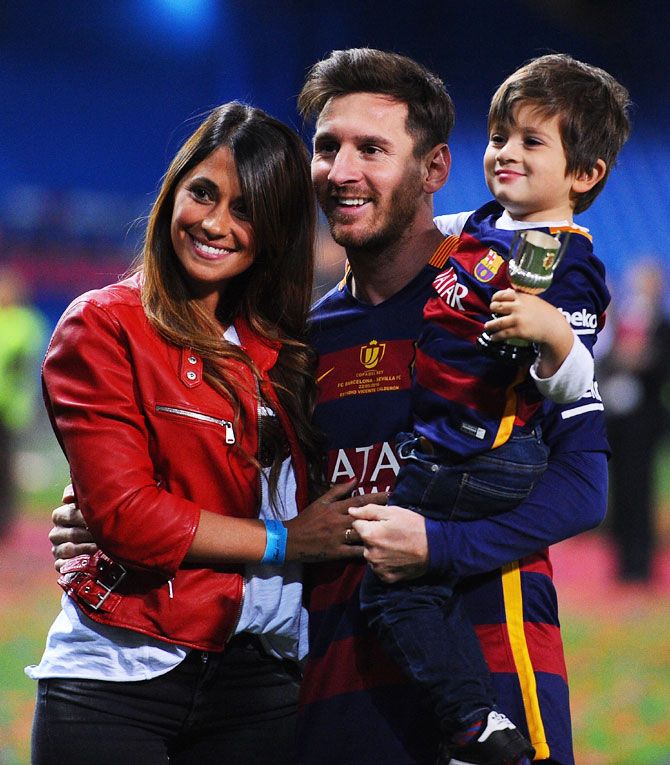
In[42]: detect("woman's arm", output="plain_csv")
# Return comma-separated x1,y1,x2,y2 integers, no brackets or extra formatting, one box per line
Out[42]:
51,480,379,570
43,298,203,576
187,480,381,565
44,297,378,576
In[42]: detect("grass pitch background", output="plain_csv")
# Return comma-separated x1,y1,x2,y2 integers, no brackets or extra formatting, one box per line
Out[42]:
2,428,669,764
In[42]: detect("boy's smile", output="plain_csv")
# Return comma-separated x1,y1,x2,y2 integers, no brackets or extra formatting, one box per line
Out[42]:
484,105,583,223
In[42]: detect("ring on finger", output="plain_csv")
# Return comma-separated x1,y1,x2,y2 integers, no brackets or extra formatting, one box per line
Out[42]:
344,528,354,545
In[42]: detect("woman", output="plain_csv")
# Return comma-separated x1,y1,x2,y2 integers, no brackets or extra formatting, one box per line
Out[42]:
29,102,367,764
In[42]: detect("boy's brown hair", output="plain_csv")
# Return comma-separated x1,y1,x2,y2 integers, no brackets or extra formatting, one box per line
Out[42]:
488,53,632,213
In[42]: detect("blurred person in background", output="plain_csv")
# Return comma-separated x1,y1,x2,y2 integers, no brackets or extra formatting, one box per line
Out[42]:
0,265,47,537
598,258,670,581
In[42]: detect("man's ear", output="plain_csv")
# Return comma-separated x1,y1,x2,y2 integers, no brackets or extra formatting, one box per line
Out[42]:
423,144,451,194
572,158,607,194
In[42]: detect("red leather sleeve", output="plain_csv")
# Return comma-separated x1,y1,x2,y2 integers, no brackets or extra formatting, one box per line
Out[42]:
42,298,200,578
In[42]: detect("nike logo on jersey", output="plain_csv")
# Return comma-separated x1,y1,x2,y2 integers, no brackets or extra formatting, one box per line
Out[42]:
317,367,335,383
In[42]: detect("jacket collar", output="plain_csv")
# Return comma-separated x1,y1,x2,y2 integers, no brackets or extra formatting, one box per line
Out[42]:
132,270,281,373
234,318,281,373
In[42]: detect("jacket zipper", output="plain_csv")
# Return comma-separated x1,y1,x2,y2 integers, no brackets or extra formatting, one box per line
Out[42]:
225,382,262,645
256,380,264,496
155,405,235,444
157,401,244,643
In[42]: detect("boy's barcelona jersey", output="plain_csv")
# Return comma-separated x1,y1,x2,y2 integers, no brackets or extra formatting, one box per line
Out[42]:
414,201,610,457
298,212,610,764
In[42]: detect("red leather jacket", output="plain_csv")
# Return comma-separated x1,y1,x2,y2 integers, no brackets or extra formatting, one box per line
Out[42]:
42,273,309,651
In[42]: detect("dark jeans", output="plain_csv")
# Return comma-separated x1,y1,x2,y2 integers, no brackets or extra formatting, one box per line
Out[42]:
31,633,301,765
360,430,548,735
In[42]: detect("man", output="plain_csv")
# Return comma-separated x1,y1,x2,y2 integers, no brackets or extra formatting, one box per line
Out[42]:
296,48,607,764
51,48,608,764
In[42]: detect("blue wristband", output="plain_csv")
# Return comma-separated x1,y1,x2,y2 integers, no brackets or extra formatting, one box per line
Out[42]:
261,519,287,565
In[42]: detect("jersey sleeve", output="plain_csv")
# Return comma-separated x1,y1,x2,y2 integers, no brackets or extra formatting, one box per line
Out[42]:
531,329,594,403
426,449,607,576
532,234,611,452
540,236,610,355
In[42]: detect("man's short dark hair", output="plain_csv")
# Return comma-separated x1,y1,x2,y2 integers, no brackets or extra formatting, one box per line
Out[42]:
298,47,455,156
488,53,632,213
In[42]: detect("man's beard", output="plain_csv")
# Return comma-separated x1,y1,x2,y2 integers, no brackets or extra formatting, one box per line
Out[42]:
323,171,423,255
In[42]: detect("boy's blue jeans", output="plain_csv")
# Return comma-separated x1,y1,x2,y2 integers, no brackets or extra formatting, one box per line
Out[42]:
359,428,548,736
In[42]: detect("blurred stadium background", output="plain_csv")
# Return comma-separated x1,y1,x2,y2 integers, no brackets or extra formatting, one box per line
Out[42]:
1,1,669,762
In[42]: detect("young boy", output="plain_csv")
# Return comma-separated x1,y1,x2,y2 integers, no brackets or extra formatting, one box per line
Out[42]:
359,54,631,764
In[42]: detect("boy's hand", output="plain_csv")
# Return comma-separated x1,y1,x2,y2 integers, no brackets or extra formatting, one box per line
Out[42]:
484,288,573,376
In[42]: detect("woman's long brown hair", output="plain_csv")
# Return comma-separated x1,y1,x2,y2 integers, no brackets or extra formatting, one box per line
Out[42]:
140,102,323,498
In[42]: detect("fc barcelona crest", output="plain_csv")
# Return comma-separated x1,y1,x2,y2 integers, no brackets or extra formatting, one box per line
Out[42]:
360,340,386,369
474,249,504,283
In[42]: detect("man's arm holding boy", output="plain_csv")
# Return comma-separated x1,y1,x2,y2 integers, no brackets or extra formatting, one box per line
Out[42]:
352,268,608,582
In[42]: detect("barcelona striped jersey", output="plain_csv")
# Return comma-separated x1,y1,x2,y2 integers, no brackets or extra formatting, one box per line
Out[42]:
297,202,610,764
414,201,609,458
